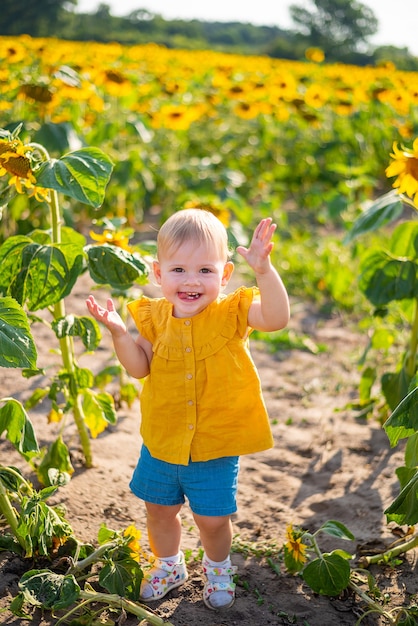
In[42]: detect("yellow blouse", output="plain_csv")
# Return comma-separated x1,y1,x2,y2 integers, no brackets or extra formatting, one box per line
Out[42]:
127,286,274,465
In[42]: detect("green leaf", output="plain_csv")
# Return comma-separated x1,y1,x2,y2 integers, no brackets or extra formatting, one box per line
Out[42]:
52,315,101,351
345,191,404,244
97,523,118,545
86,244,148,290
385,471,418,525
0,398,39,455
99,552,143,599
302,553,351,596
18,497,73,557
0,296,37,368
36,436,74,487
383,386,418,447
36,147,114,208
382,366,412,411
0,236,84,310
390,221,418,259
82,389,117,438
359,367,376,404
18,570,80,610
318,520,355,541
405,432,418,467
359,250,418,306
33,121,81,154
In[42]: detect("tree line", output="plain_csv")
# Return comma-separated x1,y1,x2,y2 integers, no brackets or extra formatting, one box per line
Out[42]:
2,0,418,69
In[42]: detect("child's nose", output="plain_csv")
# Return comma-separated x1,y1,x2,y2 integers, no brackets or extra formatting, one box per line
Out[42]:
184,273,200,285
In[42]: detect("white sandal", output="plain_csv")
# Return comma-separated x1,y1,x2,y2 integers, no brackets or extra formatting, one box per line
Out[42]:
202,559,237,610
140,552,188,601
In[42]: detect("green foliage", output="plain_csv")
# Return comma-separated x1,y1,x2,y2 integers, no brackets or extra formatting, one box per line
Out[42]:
36,148,114,209
0,297,37,368
0,398,38,457
348,191,418,527
0,126,148,477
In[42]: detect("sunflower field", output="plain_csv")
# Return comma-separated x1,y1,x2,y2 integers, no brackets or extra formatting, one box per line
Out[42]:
2,36,418,303
2,34,418,374
2,34,418,624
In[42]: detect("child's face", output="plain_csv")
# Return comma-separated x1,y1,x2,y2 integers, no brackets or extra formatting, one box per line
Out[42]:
153,239,234,318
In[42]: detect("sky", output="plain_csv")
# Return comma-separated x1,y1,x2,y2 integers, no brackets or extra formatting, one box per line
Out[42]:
75,0,418,55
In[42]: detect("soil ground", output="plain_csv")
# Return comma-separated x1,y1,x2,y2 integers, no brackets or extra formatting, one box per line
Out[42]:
0,273,417,626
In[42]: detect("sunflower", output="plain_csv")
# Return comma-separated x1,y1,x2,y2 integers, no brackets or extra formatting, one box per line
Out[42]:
385,138,418,206
89,228,132,251
123,524,142,562
285,524,308,565
0,135,50,202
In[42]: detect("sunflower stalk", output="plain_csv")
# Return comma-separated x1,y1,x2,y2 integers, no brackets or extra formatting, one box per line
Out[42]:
32,144,93,468
359,533,418,567
0,476,25,549
77,589,176,626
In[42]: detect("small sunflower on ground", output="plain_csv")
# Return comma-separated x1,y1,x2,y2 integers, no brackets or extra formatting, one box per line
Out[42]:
0,131,49,202
123,524,142,562
386,138,418,207
284,523,308,573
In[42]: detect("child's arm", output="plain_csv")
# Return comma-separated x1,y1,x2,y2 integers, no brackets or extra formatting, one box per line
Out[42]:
86,295,152,379
236,218,290,332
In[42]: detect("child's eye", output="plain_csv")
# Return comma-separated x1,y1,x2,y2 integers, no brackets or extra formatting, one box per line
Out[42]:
200,268,211,273
172,268,184,272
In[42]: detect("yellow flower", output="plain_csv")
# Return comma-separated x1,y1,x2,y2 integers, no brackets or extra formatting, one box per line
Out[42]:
0,136,50,202
285,524,308,565
386,138,418,206
305,47,325,63
123,524,142,562
89,229,132,251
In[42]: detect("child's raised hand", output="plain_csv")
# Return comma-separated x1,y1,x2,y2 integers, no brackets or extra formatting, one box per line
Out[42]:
236,218,276,274
86,295,127,336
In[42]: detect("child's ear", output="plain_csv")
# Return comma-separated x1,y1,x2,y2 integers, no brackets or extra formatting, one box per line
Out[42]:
221,261,234,286
153,260,162,284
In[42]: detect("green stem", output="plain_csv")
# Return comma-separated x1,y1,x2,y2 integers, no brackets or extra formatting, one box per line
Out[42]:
359,534,418,567
48,172,92,468
69,541,118,575
0,478,25,549
30,143,93,468
406,297,418,378
348,580,395,624
78,590,176,625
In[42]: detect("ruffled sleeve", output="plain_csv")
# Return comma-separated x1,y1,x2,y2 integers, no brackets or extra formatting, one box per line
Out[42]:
127,296,156,344
232,286,260,337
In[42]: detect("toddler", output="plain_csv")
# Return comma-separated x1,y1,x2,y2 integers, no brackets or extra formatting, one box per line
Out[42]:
86,209,289,610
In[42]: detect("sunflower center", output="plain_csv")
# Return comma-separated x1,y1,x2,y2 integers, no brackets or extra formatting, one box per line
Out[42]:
0,154,32,179
407,157,418,181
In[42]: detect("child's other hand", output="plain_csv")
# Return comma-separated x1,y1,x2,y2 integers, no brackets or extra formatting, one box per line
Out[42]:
236,218,276,274
86,295,127,336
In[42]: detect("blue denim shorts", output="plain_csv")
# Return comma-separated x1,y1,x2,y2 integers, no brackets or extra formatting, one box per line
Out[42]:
129,445,240,516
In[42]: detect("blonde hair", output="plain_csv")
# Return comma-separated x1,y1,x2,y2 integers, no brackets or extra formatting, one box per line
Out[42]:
157,209,230,260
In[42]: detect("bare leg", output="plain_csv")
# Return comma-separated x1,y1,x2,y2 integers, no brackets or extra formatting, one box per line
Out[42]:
140,502,187,600
193,513,236,609
192,513,232,561
145,502,182,556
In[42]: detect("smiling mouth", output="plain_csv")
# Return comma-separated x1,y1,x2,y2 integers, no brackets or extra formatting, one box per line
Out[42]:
178,292,201,300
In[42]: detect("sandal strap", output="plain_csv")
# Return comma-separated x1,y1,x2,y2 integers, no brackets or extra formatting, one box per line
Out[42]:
148,555,182,574
204,579,236,593
202,563,237,577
